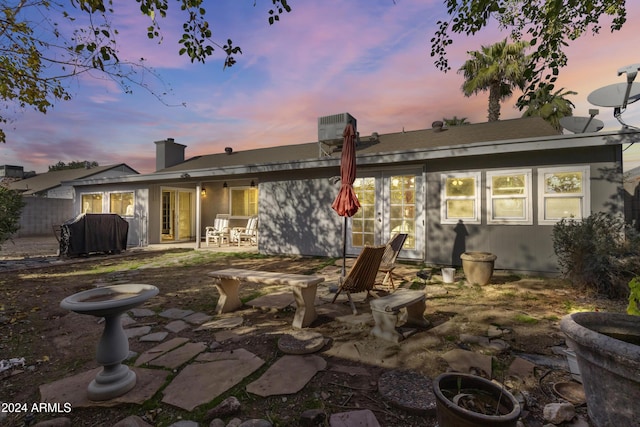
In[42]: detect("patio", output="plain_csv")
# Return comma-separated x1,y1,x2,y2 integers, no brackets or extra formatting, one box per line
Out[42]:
0,238,620,426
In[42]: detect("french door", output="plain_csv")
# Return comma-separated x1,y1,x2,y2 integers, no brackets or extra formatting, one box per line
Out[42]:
161,189,194,241
348,171,424,259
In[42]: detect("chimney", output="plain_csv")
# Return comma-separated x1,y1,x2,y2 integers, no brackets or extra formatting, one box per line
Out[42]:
154,138,186,171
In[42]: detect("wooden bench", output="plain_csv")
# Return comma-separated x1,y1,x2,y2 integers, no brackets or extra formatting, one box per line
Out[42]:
369,290,430,342
208,268,325,329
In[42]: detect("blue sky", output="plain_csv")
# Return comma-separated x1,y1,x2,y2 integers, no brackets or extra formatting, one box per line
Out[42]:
3,0,640,174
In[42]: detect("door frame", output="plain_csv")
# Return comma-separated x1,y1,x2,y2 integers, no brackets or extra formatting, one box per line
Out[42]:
347,167,424,260
160,187,195,242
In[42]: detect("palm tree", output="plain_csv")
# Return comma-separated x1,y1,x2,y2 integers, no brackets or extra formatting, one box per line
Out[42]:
443,116,470,126
459,39,530,122
522,85,576,131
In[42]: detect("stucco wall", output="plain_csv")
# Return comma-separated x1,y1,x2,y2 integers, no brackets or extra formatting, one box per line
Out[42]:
16,197,74,237
258,174,344,257
424,146,622,274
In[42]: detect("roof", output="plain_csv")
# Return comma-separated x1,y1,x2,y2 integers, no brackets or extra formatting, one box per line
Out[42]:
8,164,138,195
158,117,561,172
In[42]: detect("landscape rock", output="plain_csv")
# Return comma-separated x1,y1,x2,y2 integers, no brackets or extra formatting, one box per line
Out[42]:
112,415,154,427
543,402,575,424
204,396,241,420
238,420,272,427
208,420,225,427
299,408,327,426
32,418,71,427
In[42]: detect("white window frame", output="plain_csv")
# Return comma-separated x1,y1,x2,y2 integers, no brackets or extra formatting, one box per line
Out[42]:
538,165,590,225
486,169,533,225
441,171,481,224
229,186,259,218
109,191,135,217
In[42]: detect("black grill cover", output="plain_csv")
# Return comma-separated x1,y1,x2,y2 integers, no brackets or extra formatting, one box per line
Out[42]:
60,213,129,256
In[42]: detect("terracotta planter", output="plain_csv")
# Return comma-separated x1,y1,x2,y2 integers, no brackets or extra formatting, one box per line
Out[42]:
560,312,640,427
433,373,520,427
460,252,497,285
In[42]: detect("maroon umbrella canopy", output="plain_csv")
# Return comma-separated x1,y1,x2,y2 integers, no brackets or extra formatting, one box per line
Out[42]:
331,123,360,217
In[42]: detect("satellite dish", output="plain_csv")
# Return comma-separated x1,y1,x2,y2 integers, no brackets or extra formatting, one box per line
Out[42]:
587,82,640,108
559,116,605,133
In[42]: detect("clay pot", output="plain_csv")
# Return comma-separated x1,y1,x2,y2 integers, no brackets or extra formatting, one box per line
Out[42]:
433,373,520,427
560,312,640,427
460,252,497,285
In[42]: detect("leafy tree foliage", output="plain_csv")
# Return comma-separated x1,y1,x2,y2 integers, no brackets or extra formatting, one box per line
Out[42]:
458,38,529,121
522,85,576,131
48,160,99,171
431,0,627,107
0,186,25,249
0,0,292,143
443,116,470,126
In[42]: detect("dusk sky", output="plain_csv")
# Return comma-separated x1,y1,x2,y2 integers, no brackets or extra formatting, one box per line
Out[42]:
3,0,640,174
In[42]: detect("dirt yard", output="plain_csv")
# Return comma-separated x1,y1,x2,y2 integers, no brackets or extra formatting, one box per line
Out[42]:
0,243,628,427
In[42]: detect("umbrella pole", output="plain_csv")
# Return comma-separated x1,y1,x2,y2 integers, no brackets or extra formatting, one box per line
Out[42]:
341,216,347,277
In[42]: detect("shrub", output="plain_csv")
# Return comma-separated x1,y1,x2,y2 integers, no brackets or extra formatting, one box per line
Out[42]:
0,186,25,249
552,212,640,298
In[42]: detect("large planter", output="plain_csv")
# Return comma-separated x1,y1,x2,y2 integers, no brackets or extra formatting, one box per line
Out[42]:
560,312,640,427
460,252,497,285
433,373,521,427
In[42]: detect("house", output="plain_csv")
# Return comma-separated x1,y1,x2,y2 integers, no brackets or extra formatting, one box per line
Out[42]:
66,115,639,274
6,164,138,237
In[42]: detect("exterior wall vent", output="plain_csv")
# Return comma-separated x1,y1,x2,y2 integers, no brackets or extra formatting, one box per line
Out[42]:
318,112,357,157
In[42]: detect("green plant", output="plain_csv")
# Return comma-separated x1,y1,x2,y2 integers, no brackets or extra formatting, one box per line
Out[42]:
0,187,25,250
627,277,640,316
552,212,640,298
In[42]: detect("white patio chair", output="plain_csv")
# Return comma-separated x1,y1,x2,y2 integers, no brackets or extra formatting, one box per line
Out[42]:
232,216,258,247
205,214,230,246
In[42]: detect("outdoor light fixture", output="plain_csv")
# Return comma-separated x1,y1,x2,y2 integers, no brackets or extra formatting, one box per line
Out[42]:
201,188,206,197
223,182,228,188
250,180,256,188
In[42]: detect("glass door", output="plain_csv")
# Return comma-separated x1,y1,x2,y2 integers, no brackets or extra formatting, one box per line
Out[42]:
161,189,194,242
348,172,423,259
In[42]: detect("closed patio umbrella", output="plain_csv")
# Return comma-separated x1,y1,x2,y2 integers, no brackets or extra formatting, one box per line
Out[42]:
331,123,360,276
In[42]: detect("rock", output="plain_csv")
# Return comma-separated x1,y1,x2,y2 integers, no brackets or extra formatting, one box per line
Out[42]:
299,408,327,426
543,402,575,424
112,415,154,427
204,396,241,420
238,420,272,427
32,418,71,427
167,421,199,427
208,420,225,427
226,419,242,427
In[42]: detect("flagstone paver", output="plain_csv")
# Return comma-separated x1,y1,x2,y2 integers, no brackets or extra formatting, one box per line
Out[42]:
159,308,194,319
149,342,207,369
277,330,326,355
162,349,265,411
120,313,137,327
135,337,190,366
442,348,493,376
140,331,169,342
194,316,243,331
165,319,189,333
183,312,213,325
125,326,152,339
246,355,326,397
39,367,169,408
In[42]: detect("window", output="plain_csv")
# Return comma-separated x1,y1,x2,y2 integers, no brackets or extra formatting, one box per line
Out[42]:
81,193,103,213
110,192,134,216
230,187,258,217
389,175,416,249
538,166,590,224
352,177,376,247
441,172,481,224
487,169,532,224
